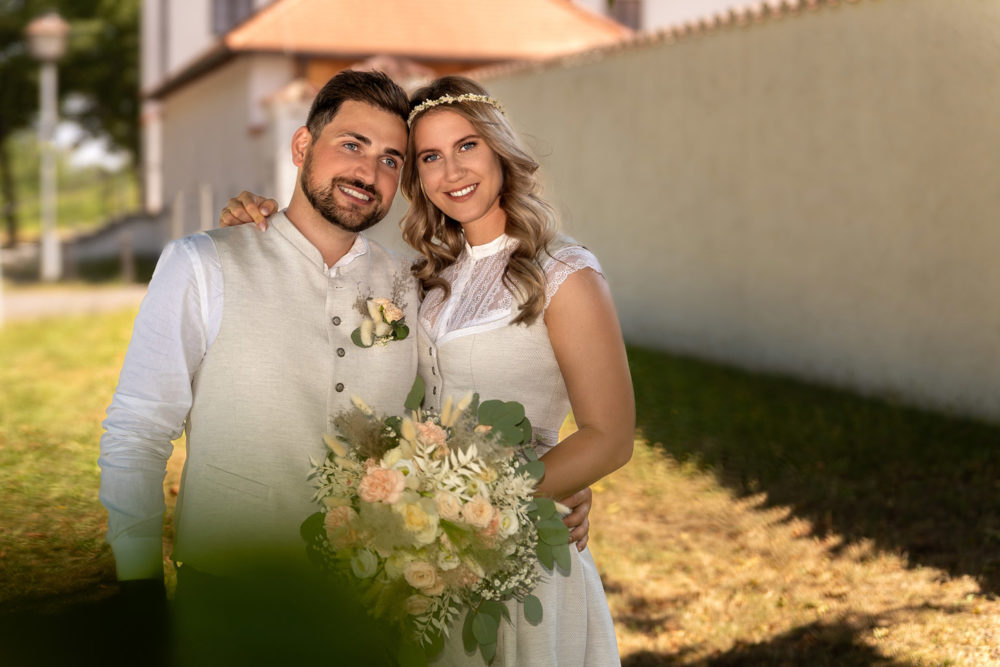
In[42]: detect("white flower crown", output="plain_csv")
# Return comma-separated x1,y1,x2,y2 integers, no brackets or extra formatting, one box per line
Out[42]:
407,93,505,126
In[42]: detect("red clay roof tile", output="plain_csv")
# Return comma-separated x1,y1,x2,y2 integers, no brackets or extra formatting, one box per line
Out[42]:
224,0,631,61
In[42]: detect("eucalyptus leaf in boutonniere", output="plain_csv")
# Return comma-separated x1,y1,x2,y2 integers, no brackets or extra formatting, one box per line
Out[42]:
352,297,410,348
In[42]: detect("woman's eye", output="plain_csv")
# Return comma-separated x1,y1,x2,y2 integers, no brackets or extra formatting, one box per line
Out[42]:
421,154,440,164
460,141,476,152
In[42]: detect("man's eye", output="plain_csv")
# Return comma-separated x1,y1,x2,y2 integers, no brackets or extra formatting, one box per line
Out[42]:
344,142,359,151
382,157,398,168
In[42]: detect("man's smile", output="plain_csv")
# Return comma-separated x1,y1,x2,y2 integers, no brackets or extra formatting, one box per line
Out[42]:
338,184,374,203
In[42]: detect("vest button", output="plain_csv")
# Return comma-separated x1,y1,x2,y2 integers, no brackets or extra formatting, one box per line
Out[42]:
336,347,345,357
331,316,341,325
335,382,345,392
432,386,437,396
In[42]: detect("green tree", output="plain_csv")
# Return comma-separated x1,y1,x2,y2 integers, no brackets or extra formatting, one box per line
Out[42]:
0,0,138,247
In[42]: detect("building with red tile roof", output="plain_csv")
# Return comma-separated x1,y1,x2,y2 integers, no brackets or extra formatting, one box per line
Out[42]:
140,0,630,222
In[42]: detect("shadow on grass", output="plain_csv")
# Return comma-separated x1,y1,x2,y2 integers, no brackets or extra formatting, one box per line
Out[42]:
0,568,402,667
3,255,158,284
627,345,1000,594
623,620,912,666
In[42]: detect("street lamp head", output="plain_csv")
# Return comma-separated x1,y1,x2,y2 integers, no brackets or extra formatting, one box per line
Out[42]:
26,11,71,62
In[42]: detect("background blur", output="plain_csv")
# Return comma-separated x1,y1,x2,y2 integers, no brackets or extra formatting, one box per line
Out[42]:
3,2,1000,664
3,0,996,422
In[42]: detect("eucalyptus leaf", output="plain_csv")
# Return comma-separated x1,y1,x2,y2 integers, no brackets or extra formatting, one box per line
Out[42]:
462,609,477,653
480,641,497,664
300,512,325,541
479,599,506,623
494,421,523,445
538,517,570,546
532,497,557,520
523,594,543,624
519,416,532,444
536,540,554,569
553,543,572,573
394,322,410,340
404,376,425,411
472,610,499,645
517,460,545,481
502,402,525,423
478,400,506,425
351,327,371,347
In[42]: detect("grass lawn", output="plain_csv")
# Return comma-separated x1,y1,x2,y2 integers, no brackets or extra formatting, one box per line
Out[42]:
0,309,997,664
0,308,135,609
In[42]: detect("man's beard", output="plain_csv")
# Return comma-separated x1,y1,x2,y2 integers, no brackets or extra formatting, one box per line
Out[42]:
300,155,387,233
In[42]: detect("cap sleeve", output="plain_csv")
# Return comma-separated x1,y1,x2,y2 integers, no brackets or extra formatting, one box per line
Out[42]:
542,244,604,309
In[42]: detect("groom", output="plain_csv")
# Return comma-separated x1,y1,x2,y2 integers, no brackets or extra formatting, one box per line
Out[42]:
100,70,591,589
99,70,420,589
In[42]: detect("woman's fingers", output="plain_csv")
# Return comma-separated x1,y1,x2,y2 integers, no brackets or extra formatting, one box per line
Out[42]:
219,192,279,230
559,486,593,551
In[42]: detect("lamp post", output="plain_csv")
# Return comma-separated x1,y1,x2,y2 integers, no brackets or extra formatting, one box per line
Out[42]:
26,11,70,282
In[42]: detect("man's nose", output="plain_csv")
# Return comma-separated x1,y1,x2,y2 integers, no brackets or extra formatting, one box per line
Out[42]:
355,156,376,183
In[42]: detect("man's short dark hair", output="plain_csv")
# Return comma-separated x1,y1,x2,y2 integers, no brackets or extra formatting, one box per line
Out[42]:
305,70,410,140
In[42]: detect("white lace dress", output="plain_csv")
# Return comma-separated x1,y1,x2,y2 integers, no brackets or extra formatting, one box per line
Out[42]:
418,233,620,666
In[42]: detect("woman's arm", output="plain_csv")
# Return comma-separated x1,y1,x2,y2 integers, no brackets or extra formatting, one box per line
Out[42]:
536,267,635,500
220,191,280,229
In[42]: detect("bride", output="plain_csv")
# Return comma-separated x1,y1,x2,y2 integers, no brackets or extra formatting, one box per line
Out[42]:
223,75,634,666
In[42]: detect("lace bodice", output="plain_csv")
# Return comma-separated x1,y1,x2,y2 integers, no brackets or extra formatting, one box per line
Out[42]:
419,234,603,346
417,235,603,450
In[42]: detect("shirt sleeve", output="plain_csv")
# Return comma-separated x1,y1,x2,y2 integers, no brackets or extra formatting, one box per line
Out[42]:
97,233,220,581
542,245,605,309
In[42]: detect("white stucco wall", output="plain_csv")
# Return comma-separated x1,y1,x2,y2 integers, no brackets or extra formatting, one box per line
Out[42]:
160,54,294,237
481,0,1000,420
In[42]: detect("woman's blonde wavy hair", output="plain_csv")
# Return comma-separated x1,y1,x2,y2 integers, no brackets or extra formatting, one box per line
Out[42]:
401,76,557,326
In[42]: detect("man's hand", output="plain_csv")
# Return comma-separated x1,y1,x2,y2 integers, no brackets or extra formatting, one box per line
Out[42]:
559,486,592,552
220,191,279,230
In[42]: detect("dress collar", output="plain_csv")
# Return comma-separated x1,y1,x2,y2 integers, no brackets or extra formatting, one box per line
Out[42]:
465,233,515,261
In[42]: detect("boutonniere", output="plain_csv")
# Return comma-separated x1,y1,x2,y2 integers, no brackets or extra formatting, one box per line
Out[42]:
352,297,409,347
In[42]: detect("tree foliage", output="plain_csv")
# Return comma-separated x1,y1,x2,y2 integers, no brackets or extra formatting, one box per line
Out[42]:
0,0,139,245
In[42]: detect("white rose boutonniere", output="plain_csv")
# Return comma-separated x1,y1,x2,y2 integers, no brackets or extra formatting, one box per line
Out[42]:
352,297,409,347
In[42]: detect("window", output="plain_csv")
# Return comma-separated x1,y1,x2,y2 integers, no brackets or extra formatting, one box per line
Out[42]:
611,0,642,31
212,0,254,35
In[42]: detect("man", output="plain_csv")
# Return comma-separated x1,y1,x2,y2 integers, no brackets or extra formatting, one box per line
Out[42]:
100,69,590,589
99,71,418,589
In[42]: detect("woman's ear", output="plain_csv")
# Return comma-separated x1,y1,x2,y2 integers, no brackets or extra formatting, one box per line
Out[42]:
291,126,312,167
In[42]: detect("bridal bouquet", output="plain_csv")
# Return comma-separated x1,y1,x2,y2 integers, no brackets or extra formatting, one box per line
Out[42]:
301,380,571,665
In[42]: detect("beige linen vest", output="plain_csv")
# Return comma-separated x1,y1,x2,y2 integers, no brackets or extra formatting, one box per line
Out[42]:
172,213,418,575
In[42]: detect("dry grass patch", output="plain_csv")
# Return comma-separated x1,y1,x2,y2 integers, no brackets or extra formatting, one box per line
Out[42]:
591,440,1000,665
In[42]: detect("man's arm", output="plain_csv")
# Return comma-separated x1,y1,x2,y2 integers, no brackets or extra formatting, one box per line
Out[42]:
98,235,218,581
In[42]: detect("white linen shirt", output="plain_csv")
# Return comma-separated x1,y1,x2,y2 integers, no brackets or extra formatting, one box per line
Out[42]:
98,230,368,580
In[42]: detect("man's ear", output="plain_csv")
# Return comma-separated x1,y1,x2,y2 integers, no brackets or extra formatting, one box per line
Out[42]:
291,126,312,167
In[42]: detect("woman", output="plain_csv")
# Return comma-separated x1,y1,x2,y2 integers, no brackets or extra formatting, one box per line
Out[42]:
223,75,634,666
